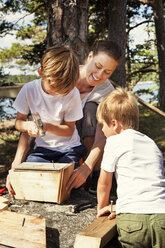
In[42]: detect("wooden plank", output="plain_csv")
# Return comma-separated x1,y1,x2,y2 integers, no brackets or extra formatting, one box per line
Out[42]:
58,162,74,204
0,210,46,248
111,80,165,119
74,216,117,248
0,196,10,204
0,197,10,210
0,202,8,210
0,85,23,98
14,162,73,171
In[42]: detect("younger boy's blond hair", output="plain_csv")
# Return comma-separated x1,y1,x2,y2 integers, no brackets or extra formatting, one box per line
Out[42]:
41,45,79,95
97,87,139,130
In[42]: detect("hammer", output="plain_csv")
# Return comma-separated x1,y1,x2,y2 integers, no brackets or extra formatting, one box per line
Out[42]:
71,201,94,213
32,112,45,137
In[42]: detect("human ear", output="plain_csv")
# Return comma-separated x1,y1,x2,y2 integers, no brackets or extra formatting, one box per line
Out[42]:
87,51,94,62
38,68,43,78
112,119,121,133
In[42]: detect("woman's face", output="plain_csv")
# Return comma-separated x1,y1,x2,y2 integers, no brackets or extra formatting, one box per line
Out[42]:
85,52,118,86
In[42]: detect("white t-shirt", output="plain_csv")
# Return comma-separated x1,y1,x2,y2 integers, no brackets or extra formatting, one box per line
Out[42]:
13,79,83,151
81,79,114,108
101,129,165,214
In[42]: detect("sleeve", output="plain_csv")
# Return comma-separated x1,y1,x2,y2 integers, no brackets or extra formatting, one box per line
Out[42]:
96,80,115,104
64,88,83,122
101,137,118,172
13,84,30,115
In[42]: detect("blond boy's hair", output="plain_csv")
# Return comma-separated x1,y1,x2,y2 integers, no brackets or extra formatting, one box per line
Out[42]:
97,87,139,130
41,46,79,95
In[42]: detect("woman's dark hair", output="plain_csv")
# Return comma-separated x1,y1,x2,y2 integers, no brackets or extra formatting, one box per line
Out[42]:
92,40,122,63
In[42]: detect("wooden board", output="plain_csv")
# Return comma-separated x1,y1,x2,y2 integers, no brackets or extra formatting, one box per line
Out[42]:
14,162,73,171
0,210,46,248
0,196,10,210
9,162,74,204
74,216,117,248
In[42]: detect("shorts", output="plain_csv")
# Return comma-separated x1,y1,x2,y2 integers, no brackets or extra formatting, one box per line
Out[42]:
76,101,98,139
26,145,87,168
117,213,165,248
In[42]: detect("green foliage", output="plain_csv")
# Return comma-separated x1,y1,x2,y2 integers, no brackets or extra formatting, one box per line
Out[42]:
139,105,165,158
3,74,39,84
88,0,109,48
0,0,161,90
0,67,8,82
0,0,47,70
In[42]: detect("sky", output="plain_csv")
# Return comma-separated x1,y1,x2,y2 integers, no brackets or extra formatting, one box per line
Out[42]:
0,11,37,75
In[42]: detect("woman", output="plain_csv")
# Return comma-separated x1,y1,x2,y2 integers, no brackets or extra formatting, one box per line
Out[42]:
67,40,122,193
6,40,122,197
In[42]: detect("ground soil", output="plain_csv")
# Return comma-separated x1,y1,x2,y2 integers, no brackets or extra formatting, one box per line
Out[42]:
0,119,120,248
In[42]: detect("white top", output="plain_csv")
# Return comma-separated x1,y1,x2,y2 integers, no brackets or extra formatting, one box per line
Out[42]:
81,79,114,108
101,129,165,214
13,79,83,151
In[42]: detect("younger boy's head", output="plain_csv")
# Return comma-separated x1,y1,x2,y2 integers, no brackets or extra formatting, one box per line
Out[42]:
40,45,79,95
97,87,139,135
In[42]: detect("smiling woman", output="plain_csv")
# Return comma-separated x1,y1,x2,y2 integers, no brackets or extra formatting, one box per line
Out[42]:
67,40,123,193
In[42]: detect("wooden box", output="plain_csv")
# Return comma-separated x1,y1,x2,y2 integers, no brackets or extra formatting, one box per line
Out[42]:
9,162,74,204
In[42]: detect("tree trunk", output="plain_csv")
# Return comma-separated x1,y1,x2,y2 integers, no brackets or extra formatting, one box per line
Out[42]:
46,0,88,64
152,0,165,111
108,0,127,86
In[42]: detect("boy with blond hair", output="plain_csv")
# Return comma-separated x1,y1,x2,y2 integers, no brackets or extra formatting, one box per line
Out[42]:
97,87,165,248
11,45,87,165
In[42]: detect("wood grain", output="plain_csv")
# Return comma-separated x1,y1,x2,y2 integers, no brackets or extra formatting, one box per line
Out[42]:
74,216,117,248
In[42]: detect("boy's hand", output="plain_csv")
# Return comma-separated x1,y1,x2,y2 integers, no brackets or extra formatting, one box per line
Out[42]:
97,205,116,220
6,174,15,198
26,121,39,137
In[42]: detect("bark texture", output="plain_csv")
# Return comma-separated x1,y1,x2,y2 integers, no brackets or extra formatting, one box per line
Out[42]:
46,0,88,63
152,0,165,111
108,0,127,86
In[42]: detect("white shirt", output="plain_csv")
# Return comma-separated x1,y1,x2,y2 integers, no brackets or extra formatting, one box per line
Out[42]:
13,79,83,151
101,129,165,214
81,79,114,108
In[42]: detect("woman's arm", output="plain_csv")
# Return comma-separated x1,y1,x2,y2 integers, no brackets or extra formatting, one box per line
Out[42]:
66,123,106,193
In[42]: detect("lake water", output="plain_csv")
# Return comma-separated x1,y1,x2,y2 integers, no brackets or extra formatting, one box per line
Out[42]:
133,81,158,103
0,81,158,120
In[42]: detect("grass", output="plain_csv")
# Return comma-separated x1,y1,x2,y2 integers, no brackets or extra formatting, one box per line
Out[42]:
139,105,165,159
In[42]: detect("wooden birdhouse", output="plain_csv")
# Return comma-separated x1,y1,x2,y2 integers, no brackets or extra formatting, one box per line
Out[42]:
9,162,74,204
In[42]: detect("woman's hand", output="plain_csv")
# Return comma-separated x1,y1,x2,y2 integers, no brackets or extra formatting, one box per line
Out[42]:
66,163,92,193
97,205,116,220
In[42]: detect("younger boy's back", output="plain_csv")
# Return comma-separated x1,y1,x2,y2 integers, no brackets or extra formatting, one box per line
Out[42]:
96,87,165,248
103,128,165,214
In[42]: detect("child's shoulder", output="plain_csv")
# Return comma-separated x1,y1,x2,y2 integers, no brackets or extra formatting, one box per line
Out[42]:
24,78,41,88
67,86,80,98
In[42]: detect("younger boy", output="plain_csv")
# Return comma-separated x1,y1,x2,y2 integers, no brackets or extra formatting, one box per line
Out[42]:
7,45,87,196
97,87,165,248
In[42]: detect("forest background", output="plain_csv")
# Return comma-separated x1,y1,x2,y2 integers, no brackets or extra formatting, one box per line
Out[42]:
0,0,165,108
0,0,165,162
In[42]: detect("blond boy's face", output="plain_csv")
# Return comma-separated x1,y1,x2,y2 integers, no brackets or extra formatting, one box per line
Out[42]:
101,120,116,138
42,79,58,96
